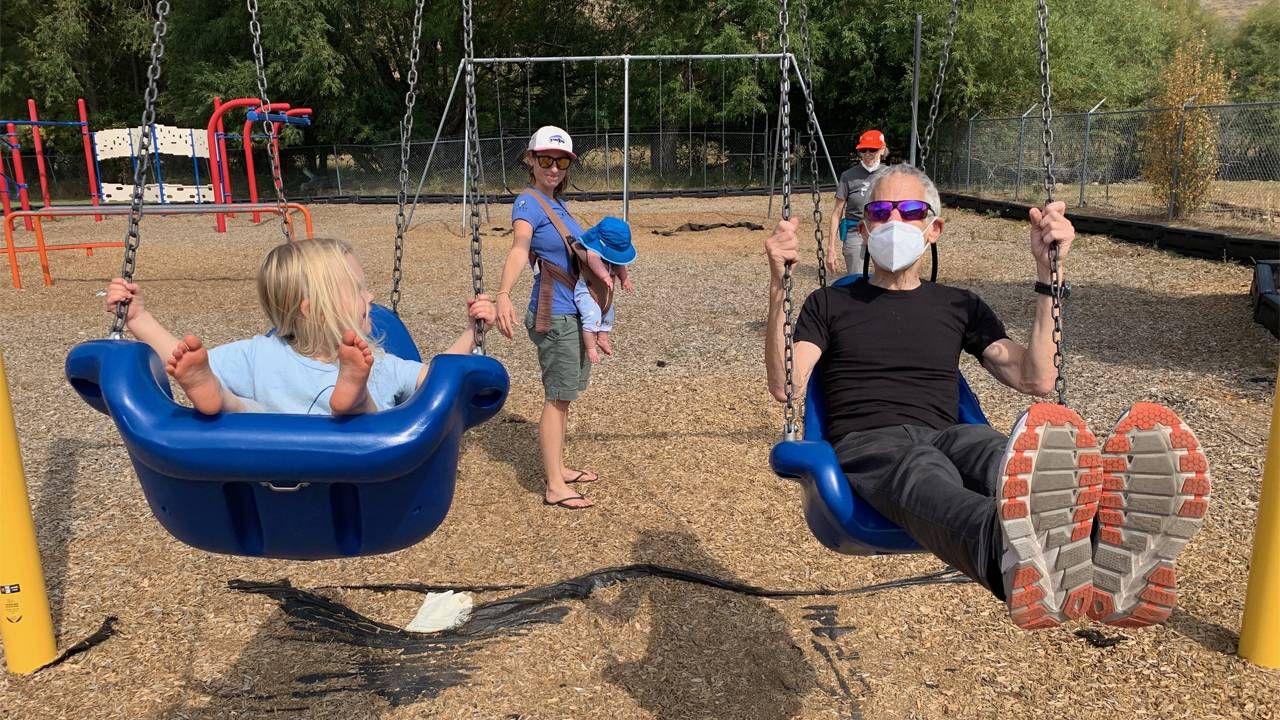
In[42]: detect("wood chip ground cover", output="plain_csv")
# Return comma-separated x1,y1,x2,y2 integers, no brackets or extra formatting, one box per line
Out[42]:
0,196,1276,719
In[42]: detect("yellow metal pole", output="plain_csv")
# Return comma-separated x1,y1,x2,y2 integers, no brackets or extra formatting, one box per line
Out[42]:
0,351,56,674
1240,369,1280,668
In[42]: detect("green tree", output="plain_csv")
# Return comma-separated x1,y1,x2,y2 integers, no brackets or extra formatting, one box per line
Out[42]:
1228,0,1280,100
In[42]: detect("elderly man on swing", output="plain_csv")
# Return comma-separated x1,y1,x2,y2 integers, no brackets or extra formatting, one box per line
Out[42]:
763,164,1212,630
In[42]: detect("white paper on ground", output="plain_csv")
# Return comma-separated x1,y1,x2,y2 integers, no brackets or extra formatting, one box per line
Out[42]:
405,590,474,633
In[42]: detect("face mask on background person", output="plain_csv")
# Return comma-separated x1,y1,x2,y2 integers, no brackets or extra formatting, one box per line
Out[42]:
861,157,881,173
866,220,930,272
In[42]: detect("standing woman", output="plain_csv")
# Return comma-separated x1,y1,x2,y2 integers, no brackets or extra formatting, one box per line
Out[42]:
494,126,597,510
826,129,889,275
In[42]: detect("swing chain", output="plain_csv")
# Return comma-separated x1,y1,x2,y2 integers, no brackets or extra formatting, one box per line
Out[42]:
111,0,170,337
797,0,826,289
778,0,797,440
1037,0,1065,405
918,0,959,166
389,0,427,315
463,0,487,353
246,0,293,244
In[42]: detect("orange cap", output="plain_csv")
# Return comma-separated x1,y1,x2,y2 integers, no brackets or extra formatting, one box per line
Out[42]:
856,129,886,150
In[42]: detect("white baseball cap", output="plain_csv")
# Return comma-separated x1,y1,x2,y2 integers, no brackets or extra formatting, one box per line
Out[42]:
528,126,576,158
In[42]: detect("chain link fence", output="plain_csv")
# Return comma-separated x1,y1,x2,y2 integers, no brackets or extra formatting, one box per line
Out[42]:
3,125,859,209
927,101,1280,236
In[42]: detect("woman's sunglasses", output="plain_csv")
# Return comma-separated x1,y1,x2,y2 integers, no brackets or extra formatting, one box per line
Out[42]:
863,199,933,223
534,154,572,170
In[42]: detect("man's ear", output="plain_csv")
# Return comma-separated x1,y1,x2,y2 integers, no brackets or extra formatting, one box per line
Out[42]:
300,298,311,318
858,219,869,241
925,216,945,245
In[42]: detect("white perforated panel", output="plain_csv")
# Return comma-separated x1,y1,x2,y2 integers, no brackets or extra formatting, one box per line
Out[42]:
99,183,214,204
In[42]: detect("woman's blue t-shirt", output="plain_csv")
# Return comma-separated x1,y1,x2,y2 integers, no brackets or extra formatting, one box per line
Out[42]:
512,189,583,316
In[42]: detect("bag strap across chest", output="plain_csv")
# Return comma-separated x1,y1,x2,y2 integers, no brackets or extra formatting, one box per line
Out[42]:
524,189,613,333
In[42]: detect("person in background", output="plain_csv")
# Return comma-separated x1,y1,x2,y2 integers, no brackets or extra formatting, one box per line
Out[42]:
827,129,889,275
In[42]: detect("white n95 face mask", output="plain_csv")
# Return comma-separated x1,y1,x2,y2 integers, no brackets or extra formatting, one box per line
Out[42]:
867,221,928,272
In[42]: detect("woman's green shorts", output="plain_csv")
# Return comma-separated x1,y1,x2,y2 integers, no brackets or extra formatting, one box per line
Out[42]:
524,310,591,402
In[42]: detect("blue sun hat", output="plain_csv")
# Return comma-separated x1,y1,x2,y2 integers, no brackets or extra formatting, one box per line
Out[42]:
578,216,636,265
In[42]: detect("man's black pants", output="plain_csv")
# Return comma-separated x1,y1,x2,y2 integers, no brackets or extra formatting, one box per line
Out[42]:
833,423,1010,599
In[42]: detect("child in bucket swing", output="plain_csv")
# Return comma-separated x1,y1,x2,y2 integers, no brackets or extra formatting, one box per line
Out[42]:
103,238,496,415
573,216,637,363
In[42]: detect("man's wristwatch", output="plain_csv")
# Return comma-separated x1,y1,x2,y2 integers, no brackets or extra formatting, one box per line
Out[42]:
1034,280,1071,300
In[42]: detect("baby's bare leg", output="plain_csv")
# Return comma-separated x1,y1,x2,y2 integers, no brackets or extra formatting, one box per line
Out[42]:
582,330,600,364
331,330,376,414
597,331,613,356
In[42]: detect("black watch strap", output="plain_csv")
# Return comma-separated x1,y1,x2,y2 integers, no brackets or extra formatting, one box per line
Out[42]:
1034,280,1070,299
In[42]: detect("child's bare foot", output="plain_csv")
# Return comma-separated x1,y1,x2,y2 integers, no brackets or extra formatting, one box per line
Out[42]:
583,330,601,364
330,329,374,414
166,334,224,415
597,332,614,356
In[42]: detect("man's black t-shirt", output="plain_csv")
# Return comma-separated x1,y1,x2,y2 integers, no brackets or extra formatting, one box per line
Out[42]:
794,280,1009,438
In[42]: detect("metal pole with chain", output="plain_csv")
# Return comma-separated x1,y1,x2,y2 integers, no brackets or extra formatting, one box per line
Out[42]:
797,0,826,289
389,0,427,316
917,0,959,167
463,0,487,354
777,0,797,441
246,0,293,243
111,1,171,338
1036,0,1065,406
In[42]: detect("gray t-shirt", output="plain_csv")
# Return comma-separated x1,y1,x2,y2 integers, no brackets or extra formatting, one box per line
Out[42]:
835,164,883,221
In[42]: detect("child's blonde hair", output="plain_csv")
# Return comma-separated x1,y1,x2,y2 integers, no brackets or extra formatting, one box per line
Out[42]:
257,238,372,360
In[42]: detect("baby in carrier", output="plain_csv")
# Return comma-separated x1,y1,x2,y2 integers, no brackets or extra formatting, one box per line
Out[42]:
573,217,636,363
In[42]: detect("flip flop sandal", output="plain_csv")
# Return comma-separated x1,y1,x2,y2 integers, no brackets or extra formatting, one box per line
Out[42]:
565,470,599,484
543,493,593,510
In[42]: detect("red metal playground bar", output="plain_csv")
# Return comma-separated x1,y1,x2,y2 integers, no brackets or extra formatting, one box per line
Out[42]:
2,203,314,289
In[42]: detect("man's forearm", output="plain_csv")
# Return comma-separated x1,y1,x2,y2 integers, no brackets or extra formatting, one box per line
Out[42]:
765,277,788,399
1023,265,1065,393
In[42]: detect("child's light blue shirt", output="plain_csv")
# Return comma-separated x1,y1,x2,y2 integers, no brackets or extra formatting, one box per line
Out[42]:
207,335,424,415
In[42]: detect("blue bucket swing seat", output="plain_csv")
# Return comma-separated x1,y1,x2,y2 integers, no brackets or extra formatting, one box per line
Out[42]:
66,304,509,560
768,274,990,555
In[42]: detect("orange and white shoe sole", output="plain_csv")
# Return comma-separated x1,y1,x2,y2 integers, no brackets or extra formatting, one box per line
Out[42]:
998,403,1103,630
1089,402,1211,627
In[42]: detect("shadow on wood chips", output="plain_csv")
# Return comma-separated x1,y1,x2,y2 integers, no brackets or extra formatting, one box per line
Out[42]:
154,530,967,718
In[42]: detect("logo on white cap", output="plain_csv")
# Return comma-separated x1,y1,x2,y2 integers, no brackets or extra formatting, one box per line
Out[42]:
529,125,576,158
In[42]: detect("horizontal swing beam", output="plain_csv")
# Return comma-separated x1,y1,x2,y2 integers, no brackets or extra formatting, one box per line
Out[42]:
471,53,791,64
2,202,315,289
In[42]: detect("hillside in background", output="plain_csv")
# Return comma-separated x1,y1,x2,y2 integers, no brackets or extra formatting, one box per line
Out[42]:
1202,0,1267,25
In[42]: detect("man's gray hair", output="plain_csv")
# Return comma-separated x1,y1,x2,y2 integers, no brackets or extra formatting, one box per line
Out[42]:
865,164,943,219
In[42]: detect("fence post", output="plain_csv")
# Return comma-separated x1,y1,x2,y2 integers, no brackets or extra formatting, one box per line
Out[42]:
1014,104,1036,201
1168,94,1198,220
1079,98,1105,207
604,130,611,190
965,110,982,193
622,55,630,222
332,144,342,194
910,14,922,167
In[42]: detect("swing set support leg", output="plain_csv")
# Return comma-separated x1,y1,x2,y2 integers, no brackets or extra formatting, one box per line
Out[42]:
1240,368,1280,668
0,353,56,675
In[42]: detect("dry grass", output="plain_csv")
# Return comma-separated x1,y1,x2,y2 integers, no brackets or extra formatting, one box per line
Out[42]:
0,196,1276,719
1201,0,1268,26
